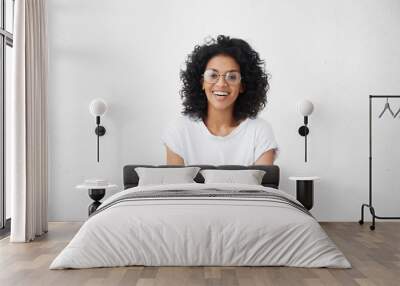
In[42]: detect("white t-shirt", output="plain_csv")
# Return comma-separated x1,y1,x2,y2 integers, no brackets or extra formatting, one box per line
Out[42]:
161,116,279,165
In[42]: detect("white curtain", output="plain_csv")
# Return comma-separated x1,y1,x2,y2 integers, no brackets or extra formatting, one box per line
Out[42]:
9,0,48,242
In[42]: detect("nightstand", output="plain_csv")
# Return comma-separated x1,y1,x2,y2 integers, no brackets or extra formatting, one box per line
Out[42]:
288,176,320,210
76,183,117,216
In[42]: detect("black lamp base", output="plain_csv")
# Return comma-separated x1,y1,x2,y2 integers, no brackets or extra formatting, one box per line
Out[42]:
298,126,309,136
95,126,106,136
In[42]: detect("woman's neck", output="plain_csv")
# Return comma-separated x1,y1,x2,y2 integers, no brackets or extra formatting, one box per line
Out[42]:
204,107,240,136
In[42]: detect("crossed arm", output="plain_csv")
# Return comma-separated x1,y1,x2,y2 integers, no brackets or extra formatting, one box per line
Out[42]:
165,146,276,166
165,146,184,165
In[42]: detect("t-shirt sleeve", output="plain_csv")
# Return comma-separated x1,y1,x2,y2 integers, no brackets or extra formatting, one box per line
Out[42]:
161,118,185,159
254,120,279,161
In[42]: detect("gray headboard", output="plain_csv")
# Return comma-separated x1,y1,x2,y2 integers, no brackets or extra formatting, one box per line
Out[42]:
123,165,280,189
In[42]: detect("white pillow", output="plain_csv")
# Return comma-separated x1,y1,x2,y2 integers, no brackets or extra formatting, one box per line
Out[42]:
200,169,266,185
135,167,201,186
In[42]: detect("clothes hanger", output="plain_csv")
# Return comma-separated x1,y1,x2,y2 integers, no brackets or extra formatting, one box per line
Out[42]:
378,97,395,118
393,106,400,118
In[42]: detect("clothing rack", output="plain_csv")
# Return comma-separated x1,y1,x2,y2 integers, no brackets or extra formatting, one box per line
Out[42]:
359,95,400,230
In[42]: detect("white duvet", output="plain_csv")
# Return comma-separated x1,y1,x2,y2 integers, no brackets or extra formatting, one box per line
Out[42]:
50,183,351,269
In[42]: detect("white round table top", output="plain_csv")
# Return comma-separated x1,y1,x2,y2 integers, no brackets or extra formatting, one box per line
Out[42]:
76,184,118,190
289,176,320,181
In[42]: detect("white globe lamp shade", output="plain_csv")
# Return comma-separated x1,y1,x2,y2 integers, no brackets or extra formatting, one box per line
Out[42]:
298,100,314,116
89,99,108,117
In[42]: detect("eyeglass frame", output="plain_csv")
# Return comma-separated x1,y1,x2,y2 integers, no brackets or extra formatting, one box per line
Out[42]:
202,69,242,85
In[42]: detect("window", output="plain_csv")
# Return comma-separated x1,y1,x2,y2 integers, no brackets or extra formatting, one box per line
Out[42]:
0,0,14,233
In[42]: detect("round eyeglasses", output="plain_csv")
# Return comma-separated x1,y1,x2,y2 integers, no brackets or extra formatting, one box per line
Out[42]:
203,69,241,85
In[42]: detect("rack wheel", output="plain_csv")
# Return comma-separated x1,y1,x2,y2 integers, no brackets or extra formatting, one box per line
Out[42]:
370,225,375,231
358,220,364,225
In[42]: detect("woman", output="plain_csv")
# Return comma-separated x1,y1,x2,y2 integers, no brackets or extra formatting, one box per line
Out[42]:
162,35,278,165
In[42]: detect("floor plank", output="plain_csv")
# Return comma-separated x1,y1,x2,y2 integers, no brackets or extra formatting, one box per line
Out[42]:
0,222,399,286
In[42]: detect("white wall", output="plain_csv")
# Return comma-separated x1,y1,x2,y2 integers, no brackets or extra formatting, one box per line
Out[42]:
47,0,400,221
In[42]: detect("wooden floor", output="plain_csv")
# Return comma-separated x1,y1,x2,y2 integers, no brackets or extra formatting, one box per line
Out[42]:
0,222,399,286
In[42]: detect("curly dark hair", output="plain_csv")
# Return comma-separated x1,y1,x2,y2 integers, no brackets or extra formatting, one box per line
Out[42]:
180,35,269,122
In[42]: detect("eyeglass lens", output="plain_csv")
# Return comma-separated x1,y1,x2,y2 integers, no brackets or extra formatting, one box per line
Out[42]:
203,69,241,84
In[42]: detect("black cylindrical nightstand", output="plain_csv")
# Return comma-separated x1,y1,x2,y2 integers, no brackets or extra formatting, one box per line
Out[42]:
88,189,106,215
289,177,320,210
76,183,118,216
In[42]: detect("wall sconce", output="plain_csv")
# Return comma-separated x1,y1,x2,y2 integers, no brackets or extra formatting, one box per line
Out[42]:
297,99,314,162
89,99,108,162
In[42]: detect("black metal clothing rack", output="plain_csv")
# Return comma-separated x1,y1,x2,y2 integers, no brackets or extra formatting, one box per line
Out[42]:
359,95,400,230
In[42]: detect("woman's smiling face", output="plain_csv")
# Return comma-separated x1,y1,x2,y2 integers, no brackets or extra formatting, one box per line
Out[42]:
202,54,244,113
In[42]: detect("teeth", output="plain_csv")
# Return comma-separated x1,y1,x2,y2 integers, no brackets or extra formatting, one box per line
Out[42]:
213,91,229,96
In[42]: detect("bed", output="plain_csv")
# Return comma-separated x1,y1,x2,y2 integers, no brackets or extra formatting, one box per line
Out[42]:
50,165,350,269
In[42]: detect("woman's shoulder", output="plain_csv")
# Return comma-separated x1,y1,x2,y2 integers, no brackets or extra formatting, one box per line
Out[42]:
246,117,273,130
